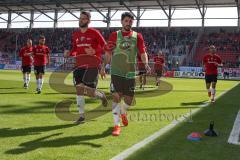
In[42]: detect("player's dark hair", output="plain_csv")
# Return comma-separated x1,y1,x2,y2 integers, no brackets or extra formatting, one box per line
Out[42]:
81,11,91,19
121,12,134,21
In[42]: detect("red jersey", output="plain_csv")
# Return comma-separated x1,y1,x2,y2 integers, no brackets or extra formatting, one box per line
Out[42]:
33,45,50,66
154,55,165,71
203,53,222,75
19,46,33,66
70,28,106,68
106,30,146,55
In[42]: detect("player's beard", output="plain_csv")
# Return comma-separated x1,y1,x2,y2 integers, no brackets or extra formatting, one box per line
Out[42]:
80,22,88,28
123,25,132,31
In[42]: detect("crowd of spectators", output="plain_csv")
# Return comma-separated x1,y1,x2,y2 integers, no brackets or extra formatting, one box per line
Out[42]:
0,27,197,68
193,29,240,68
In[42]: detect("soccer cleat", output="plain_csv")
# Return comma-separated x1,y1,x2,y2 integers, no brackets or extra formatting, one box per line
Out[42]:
36,88,41,94
211,98,215,103
156,82,159,86
112,125,121,136
100,92,108,107
23,83,28,89
74,116,85,124
208,91,211,97
121,114,128,126
140,84,142,89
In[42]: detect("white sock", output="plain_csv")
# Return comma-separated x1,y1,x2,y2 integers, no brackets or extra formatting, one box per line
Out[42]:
95,90,104,98
77,95,85,114
112,102,120,126
36,79,40,89
120,102,130,115
23,75,27,83
39,79,43,90
27,74,30,85
207,88,211,92
211,88,216,98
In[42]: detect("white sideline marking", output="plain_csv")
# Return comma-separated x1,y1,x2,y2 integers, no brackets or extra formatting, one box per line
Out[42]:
111,83,239,160
228,110,240,145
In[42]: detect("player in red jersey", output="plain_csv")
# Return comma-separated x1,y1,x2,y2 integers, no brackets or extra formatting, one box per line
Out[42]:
153,50,165,86
64,11,108,124
137,54,147,90
203,45,222,102
101,12,150,136
19,39,33,89
32,35,50,94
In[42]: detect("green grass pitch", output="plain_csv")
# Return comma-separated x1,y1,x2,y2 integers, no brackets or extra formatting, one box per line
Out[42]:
0,70,239,160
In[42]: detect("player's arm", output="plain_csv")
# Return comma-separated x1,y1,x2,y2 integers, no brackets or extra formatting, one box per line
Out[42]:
138,33,151,73
64,33,77,58
46,47,51,65
85,30,106,56
216,56,223,67
100,52,112,79
202,56,206,71
100,47,113,79
100,32,116,79
104,32,116,64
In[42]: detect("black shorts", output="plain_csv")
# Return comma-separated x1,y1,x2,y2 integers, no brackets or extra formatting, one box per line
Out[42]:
111,75,135,97
22,66,31,73
155,70,162,77
138,68,146,75
73,67,98,88
205,75,218,83
34,66,46,75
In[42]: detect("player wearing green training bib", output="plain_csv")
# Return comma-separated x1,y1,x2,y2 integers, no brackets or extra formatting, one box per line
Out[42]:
101,12,151,136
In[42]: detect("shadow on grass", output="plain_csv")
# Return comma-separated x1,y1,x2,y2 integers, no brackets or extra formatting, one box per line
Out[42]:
0,124,75,138
0,87,21,89
181,101,207,106
0,91,28,94
0,101,57,114
5,127,112,155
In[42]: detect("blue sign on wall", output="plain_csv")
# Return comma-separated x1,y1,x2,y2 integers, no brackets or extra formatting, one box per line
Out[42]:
0,64,5,69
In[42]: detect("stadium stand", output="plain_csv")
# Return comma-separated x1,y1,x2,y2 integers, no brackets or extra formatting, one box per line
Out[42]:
193,28,240,67
0,27,197,70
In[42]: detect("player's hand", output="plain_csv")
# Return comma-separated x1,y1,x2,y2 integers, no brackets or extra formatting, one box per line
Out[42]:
64,50,70,58
100,67,106,80
85,46,96,55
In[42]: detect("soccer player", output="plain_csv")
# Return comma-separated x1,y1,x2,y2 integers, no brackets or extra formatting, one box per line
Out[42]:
32,35,50,94
153,50,165,86
64,11,108,124
137,54,147,90
203,45,222,102
102,12,150,136
19,39,33,89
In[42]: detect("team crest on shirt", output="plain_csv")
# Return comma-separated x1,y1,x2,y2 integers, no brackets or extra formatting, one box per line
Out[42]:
119,40,132,50
80,36,86,41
